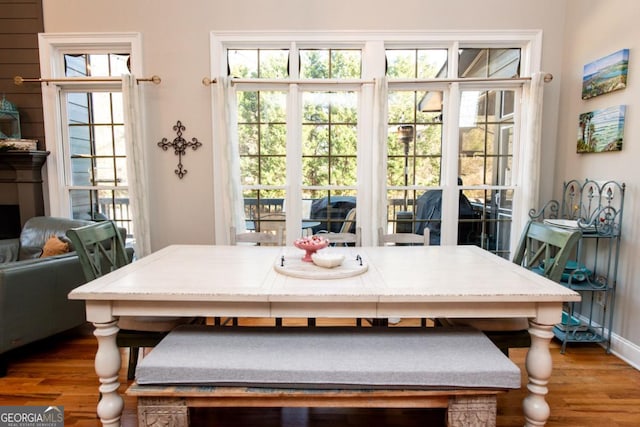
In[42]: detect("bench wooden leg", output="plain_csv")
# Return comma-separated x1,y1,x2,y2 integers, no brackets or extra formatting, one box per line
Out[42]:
447,395,496,427
138,397,189,427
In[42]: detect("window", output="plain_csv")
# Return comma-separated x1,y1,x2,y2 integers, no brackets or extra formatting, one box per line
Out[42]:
61,55,133,236
230,46,363,240
212,31,542,257
458,89,516,256
62,54,132,234
39,34,143,241
385,49,447,237
384,46,522,256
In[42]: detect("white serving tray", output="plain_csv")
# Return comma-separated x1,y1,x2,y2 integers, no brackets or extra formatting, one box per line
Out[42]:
274,254,368,280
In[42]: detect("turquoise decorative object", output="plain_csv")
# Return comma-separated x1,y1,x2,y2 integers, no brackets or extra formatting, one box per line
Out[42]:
0,95,21,139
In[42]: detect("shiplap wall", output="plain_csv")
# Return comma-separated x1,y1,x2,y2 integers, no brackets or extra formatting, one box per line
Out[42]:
0,0,45,149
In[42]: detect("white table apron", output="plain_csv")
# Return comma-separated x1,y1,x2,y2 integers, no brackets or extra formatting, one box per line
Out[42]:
69,244,580,427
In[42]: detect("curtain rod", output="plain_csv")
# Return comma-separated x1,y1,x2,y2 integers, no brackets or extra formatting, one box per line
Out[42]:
391,73,553,84
14,75,162,85
202,73,552,86
202,77,374,86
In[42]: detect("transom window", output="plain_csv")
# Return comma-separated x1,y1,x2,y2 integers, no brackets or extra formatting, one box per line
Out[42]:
228,49,289,79
386,49,448,79
299,49,362,79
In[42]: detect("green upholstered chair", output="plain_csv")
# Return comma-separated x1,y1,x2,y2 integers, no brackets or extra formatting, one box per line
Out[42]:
442,220,581,356
66,221,190,380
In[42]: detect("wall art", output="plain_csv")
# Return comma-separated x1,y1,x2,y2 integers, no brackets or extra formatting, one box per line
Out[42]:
577,105,625,153
157,120,202,178
582,49,629,100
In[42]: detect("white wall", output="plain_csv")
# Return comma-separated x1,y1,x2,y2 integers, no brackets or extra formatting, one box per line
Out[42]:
557,0,640,364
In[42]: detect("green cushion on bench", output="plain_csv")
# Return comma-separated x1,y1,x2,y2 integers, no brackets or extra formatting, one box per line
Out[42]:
135,325,521,390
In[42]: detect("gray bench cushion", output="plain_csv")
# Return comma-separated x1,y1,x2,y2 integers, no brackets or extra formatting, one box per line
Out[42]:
135,325,521,390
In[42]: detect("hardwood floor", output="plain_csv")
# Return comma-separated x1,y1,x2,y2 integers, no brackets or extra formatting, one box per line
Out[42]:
0,320,639,426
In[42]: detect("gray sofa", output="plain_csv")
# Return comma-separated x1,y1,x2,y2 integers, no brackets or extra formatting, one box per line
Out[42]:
0,216,94,376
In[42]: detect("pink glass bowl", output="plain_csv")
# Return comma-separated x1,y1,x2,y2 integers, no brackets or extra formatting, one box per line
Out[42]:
294,237,330,262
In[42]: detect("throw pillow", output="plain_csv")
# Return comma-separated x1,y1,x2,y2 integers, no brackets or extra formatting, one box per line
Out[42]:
40,235,70,258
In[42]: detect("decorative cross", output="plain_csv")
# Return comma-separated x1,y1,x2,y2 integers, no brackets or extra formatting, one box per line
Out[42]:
157,120,202,179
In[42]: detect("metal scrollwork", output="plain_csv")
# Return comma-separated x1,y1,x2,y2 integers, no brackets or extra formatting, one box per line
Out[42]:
157,120,202,179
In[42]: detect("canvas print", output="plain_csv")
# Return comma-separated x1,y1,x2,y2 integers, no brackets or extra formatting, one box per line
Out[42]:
577,105,625,153
582,49,629,100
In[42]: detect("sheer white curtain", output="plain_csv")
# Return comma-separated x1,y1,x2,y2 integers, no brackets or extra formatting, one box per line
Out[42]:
372,77,389,243
514,71,546,249
213,76,246,239
122,74,151,257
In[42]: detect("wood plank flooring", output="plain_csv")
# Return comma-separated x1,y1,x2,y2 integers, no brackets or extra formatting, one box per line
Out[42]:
0,319,639,426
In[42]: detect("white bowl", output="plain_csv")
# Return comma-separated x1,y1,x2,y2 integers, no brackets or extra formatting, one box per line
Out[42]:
311,252,345,268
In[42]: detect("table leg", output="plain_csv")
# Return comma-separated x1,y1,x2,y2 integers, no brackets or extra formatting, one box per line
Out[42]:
523,320,554,426
94,320,124,427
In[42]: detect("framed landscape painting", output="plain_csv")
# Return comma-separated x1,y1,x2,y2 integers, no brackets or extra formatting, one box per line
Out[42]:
582,49,629,100
577,105,625,153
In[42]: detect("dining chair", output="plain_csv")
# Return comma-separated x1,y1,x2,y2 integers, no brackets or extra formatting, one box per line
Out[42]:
317,208,361,246
230,225,283,246
66,220,192,380
376,227,430,326
377,227,430,246
440,220,581,355
228,226,284,326
322,227,362,246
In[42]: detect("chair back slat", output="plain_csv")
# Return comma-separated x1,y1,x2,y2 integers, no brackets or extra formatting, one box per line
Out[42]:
230,226,283,246
66,221,129,281
512,220,581,283
378,227,430,246
316,227,361,246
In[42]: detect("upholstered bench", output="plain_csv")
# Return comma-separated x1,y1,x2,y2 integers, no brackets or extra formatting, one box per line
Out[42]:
127,325,521,427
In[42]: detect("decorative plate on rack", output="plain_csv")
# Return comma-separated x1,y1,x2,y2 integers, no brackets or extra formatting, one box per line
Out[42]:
544,219,596,233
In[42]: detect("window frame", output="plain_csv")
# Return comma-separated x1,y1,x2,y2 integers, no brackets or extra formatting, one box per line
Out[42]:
212,30,542,251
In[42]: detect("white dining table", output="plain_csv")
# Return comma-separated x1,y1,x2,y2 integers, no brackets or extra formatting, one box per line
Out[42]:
69,244,581,427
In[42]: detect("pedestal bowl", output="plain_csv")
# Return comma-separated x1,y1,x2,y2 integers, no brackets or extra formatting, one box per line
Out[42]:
294,236,330,262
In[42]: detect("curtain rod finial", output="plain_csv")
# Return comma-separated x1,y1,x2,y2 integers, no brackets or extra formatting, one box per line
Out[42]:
13,76,24,86
151,75,161,85
544,73,553,83
202,77,217,86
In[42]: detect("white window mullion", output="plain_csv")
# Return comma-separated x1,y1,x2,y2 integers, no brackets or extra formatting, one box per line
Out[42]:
286,84,302,245
286,42,301,245
440,82,461,246
440,41,461,246
358,83,374,246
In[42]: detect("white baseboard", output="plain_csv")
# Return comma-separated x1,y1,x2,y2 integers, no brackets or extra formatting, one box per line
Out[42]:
610,333,640,371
